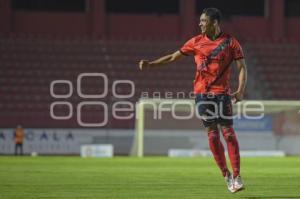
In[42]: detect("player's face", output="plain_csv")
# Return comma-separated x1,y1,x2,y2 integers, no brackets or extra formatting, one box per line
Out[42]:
199,13,214,35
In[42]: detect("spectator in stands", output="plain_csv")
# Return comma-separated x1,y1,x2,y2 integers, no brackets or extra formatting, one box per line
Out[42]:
14,125,24,155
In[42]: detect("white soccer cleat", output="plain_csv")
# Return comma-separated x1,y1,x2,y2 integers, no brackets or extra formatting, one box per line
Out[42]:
232,175,245,193
224,172,234,193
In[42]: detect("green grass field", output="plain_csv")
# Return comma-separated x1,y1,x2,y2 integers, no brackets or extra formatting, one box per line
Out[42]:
0,157,300,199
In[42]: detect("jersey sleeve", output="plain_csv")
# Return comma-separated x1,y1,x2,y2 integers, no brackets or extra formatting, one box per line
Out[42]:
180,37,195,56
231,38,244,60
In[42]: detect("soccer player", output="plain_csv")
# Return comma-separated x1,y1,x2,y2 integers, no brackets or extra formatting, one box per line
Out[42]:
139,8,247,193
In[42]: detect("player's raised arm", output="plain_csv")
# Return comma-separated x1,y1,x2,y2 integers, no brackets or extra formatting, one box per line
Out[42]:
231,58,247,103
139,50,184,70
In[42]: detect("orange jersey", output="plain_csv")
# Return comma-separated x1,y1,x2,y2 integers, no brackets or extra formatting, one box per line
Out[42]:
15,128,24,144
180,33,244,94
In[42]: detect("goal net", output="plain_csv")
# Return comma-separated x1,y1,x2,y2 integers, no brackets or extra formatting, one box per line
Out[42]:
130,99,300,157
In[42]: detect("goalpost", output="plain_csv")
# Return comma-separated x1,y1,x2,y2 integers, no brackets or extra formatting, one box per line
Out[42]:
130,99,300,157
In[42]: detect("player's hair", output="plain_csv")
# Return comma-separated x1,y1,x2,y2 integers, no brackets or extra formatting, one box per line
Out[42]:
202,8,222,24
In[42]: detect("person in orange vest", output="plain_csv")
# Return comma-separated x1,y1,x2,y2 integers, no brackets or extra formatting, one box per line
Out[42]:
14,125,24,155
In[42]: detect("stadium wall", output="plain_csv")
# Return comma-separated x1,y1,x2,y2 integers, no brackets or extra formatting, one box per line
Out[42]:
287,18,300,41
1,128,300,156
13,12,88,36
1,0,300,41
107,14,180,40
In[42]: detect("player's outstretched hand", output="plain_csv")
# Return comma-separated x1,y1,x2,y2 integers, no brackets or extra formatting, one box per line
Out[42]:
230,91,244,104
139,60,150,70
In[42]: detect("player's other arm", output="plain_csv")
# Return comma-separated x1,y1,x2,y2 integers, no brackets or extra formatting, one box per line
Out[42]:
139,50,184,70
231,58,247,103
